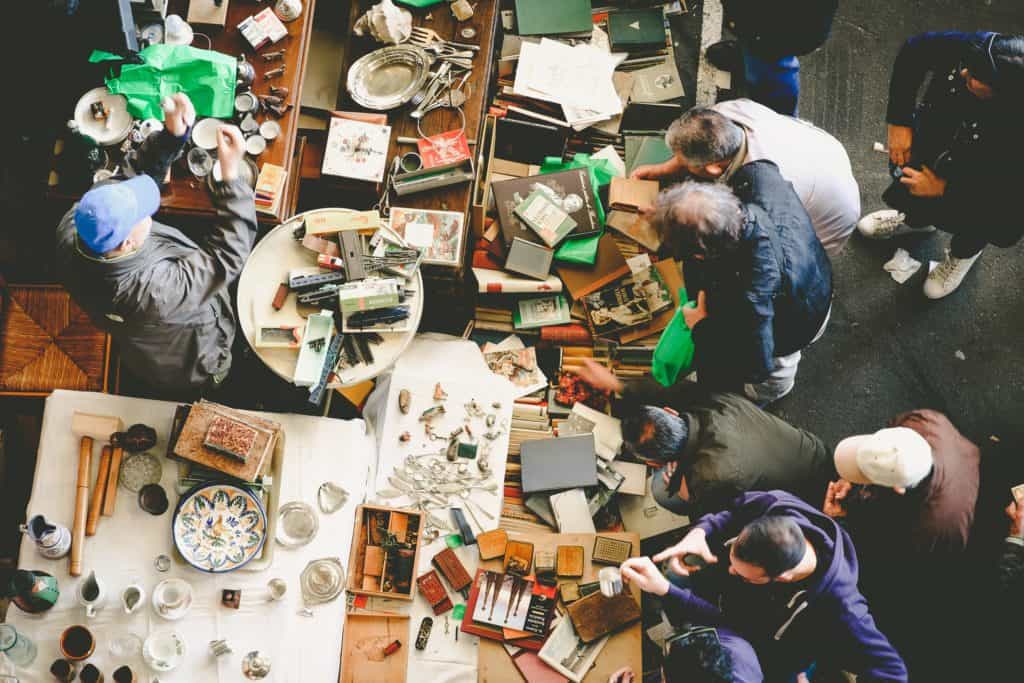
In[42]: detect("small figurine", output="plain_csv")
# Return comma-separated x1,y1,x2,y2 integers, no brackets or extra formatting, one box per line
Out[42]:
398,389,411,414
399,431,411,443
111,423,157,453
433,382,447,402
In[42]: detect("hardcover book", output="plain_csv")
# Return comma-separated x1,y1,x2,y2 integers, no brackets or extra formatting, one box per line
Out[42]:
582,275,653,339
607,8,667,53
629,61,686,103
491,170,600,249
514,191,578,248
514,295,571,329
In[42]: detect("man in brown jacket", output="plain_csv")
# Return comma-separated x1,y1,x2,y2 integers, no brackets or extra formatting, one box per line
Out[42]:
822,409,980,680
823,409,980,554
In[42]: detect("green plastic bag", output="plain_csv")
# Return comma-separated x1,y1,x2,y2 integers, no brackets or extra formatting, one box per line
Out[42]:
539,153,616,265
651,287,697,387
90,45,237,120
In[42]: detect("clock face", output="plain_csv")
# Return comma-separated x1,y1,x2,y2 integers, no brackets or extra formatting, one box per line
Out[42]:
138,22,165,47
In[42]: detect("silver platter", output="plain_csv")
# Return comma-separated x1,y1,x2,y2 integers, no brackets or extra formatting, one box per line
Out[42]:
347,45,432,111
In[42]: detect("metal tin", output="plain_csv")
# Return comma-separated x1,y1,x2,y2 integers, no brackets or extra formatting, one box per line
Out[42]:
299,557,345,605
347,45,432,111
235,92,260,115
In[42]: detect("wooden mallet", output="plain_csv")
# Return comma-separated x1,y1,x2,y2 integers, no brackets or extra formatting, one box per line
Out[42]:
70,412,123,576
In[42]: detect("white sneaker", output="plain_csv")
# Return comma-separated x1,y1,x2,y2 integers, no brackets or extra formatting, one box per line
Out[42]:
857,210,936,240
923,249,981,299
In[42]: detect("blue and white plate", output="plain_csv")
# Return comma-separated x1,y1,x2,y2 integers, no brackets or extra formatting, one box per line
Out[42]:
172,482,267,573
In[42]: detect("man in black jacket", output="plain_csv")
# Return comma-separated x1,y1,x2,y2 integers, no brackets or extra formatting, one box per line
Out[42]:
858,32,1024,299
705,0,839,115
660,171,831,404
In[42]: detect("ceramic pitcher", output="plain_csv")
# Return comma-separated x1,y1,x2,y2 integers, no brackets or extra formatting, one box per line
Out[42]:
76,571,106,618
5,569,59,614
21,514,71,559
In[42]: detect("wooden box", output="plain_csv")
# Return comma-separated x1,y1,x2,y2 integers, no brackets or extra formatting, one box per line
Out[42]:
347,504,423,601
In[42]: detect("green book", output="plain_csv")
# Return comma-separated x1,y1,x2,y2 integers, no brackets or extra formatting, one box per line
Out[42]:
626,136,674,176
515,0,593,36
607,8,665,52
514,190,578,248
514,295,571,329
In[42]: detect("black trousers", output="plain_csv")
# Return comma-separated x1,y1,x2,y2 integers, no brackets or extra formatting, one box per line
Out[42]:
882,173,986,258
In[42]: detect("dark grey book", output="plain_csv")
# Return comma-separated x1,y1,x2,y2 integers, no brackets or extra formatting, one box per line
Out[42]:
520,434,598,494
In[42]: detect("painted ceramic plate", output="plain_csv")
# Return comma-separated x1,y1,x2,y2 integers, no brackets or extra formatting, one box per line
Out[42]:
172,482,267,573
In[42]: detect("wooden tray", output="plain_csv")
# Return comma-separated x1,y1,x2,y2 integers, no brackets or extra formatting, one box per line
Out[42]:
338,612,410,683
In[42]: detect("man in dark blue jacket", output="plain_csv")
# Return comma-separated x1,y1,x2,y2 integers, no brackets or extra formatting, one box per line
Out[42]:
623,491,908,682
858,32,1024,299
651,167,832,404
705,0,839,115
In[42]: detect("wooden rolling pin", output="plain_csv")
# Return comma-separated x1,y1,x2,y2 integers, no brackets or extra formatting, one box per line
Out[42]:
86,445,111,536
102,445,123,516
71,437,92,576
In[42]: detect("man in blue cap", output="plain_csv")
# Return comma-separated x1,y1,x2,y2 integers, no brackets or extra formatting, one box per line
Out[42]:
56,93,255,395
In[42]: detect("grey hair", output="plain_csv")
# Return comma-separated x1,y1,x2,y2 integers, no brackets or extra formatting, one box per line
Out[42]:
665,108,744,166
653,181,744,256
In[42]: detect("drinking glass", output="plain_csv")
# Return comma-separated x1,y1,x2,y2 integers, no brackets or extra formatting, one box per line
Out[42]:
0,624,37,667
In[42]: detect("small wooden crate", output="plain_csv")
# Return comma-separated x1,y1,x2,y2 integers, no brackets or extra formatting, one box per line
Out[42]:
347,504,423,601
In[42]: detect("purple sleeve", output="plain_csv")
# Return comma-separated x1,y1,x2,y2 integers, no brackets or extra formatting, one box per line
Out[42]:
665,584,725,626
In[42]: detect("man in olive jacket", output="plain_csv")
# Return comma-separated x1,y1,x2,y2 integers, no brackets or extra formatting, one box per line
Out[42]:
615,380,833,518
55,94,256,395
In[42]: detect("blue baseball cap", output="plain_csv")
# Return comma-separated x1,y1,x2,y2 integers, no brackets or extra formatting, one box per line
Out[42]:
75,175,160,254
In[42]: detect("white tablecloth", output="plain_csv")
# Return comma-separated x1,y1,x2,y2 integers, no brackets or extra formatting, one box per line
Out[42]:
9,390,374,683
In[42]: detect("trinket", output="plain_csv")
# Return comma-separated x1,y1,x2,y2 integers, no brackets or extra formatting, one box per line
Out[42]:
7,569,59,614
399,431,412,443
382,639,402,657
592,536,633,566
121,582,146,614
111,424,157,453
277,501,319,547
461,27,478,39
445,438,459,462
458,442,478,459
269,85,290,97
398,389,411,414
420,405,446,421
264,66,287,80
60,625,95,662
504,541,534,576
433,548,473,599
209,640,232,657
237,55,256,89
318,482,349,513
450,0,474,21
274,0,303,22
242,651,272,680
416,571,453,615
50,659,76,682
300,557,346,605
261,49,287,62
154,554,171,572
465,400,484,417
267,578,288,601
79,663,102,683
297,608,314,617
21,515,71,559
433,383,448,401
599,567,623,598
353,0,413,45
415,617,433,650
138,483,169,515
485,414,496,428
221,589,241,610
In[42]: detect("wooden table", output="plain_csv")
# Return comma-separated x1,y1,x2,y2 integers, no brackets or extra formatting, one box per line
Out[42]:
47,0,316,225
478,531,643,683
309,0,500,277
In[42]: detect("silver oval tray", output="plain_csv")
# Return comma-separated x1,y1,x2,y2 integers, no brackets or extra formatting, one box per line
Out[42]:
347,45,432,111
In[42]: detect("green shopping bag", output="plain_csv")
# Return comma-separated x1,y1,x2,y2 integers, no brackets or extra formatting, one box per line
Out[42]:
539,153,616,265
651,287,697,387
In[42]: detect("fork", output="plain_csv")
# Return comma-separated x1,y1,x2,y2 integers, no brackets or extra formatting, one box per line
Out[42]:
409,26,480,52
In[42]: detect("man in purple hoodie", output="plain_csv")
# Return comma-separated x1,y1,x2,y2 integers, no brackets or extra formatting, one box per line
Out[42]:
622,490,907,682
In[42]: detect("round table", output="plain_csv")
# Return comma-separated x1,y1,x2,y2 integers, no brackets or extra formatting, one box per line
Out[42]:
237,208,424,388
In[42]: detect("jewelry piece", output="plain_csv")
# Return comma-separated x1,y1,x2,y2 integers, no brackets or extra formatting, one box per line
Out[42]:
154,554,171,572
209,640,232,657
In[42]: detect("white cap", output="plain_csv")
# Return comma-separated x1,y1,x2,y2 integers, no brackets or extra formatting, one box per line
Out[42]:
833,427,933,489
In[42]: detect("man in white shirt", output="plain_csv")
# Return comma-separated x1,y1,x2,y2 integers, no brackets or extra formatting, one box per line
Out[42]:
632,99,860,255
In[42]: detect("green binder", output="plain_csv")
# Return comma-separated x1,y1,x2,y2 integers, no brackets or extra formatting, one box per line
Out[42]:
625,135,674,176
607,8,666,53
515,0,593,36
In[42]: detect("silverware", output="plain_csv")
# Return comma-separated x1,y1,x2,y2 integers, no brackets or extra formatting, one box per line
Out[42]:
409,27,480,52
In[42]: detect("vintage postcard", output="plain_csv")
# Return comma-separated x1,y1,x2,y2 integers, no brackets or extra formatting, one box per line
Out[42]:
388,207,465,267
471,571,535,631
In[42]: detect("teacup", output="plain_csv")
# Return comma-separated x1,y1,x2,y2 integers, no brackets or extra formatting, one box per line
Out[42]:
152,578,193,620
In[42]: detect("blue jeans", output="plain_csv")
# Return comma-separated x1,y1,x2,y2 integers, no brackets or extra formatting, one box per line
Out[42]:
743,51,801,116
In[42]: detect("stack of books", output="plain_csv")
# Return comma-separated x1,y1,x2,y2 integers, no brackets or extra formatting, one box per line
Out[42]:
254,163,287,216
168,400,281,483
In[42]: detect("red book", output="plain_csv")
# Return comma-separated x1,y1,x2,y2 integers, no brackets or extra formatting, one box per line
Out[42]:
540,324,592,345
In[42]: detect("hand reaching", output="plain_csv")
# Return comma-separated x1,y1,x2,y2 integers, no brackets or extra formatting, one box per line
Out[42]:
572,357,623,394
887,124,913,167
1006,501,1024,538
823,479,852,518
161,93,196,138
216,125,246,183
620,556,670,596
651,527,718,576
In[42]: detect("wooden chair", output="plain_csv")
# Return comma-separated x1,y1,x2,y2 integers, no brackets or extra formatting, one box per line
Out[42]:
0,282,111,396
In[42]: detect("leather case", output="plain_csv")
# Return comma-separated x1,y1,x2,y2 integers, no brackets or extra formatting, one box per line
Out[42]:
477,529,509,561
556,545,584,578
566,591,642,643
416,570,454,615
503,540,535,575
432,548,472,595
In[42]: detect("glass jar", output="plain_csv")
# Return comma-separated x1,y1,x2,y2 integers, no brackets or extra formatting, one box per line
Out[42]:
0,624,38,667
